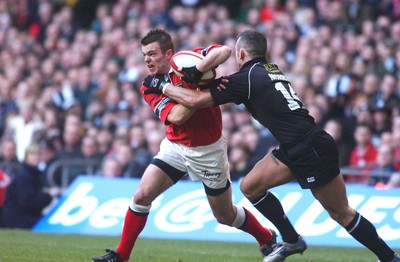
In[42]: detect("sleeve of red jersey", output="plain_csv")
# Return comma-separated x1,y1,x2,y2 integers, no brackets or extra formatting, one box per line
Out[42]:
140,84,176,125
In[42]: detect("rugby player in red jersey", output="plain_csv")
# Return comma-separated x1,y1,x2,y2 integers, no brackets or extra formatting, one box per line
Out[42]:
92,28,276,262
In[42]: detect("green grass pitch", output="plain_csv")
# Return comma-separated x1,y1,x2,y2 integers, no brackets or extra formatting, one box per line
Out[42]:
0,229,398,261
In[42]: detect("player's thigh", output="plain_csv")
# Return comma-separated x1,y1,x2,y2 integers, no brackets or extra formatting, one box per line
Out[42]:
186,137,229,190
207,186,235,219
311,174,355,225
240,152,295,200
134,164,174,205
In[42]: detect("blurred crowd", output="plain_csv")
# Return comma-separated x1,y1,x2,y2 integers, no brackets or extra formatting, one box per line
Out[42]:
0,0,400,227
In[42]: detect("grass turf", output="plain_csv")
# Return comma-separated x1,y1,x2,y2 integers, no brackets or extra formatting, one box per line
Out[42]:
0,229,398,261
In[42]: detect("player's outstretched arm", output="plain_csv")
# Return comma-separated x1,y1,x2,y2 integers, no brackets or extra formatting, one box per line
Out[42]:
163,83,214,109
142,74,216,109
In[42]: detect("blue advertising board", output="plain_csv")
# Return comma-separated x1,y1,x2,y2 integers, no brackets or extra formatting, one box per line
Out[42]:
33,176,400,248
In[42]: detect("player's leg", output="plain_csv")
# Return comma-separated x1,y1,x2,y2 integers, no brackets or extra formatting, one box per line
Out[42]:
93,139,187,262
240,152,301,244
205,183,276,255
189,137,276,256
311,173,398,262
92,164,178,262
241,152,306,262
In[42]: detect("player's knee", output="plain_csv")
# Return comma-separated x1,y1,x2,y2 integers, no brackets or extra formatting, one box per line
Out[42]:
239,180,255,200
239,180,248,195
133,189,152,206
214,212,234,225
326,207,354,226
329,212,346,226
214,215,228,225
212,207,236,225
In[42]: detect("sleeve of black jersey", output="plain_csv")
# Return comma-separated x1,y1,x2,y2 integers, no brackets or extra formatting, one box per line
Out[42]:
209,74,249,106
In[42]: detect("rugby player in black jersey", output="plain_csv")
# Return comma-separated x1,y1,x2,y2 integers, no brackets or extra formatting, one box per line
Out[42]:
143,30,399,262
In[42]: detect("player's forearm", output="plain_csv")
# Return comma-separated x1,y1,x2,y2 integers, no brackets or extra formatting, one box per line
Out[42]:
163,83,214,109
167,104,196,125
197,46,231,72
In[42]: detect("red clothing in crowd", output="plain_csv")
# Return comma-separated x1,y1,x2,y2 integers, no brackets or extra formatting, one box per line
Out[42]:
347,142,377,183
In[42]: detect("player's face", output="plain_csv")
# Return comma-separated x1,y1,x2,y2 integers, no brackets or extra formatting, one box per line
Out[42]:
142,42,173,75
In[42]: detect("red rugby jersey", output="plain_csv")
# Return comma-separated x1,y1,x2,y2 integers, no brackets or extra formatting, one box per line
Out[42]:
140,45,222,147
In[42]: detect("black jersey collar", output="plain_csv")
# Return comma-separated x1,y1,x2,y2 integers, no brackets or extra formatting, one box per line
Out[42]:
241,57,267,70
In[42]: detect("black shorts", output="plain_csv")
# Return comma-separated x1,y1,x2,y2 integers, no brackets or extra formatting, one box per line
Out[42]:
272,127,340,189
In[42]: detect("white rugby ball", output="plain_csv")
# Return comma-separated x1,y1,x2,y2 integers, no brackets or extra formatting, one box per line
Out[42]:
170,51,216,85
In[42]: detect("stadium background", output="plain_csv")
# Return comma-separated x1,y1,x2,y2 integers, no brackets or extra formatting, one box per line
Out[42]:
0,0,400,260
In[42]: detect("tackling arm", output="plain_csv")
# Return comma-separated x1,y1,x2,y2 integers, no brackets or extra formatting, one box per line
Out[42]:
142,74,218,109
141,77,197,126
163,83,215,109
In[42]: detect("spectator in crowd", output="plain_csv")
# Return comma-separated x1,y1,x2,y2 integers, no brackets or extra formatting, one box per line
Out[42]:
85,98,105,129
370,106,392,145
348,123,377,183
370,143,398,187
361,73,379,99
106,134,130,157
144,129,165,157
229,143,252,181
7,98,44,162
308,64,328,93
239,123,270,169
391,116,400,170
75,66,98,112
0,168,11,226
384,173,400,188
50,71,79,112
324,52,356,119
307,103,325,127
324,118,352,167
81,135,103,165
38,139,58,187
0,78,18,137
117,143,134,176
54,113,84,187
232,106,252,127
113,143,146,178
2,144,60,229
96,127,114,156
40,104,63,142
60,134,102,178
0,138,21,178
99,156,123,178
369,73,400,113
342,91,370,140
129,126,147,151
128,125,153,171
115,100,132,128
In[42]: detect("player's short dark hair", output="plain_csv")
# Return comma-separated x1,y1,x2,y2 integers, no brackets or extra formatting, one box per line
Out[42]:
140,28,175,53
237,30,267,59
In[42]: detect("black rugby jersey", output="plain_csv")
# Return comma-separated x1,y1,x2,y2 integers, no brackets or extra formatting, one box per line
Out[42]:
210,57,315,145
